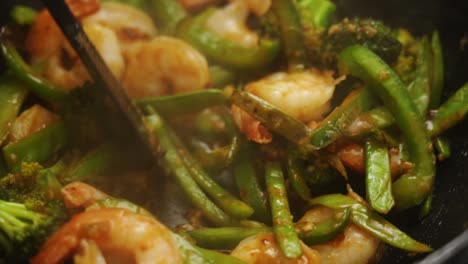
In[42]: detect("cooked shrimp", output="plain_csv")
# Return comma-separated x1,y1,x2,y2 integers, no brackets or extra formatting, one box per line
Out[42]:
231,104,273,144
122,36,210,98
31,208,182,264
9,104,59,143
231,233,321,264
205,1,259,47
61,181,109,210
245,69,341,123
74,240,107,264
311,224,379,264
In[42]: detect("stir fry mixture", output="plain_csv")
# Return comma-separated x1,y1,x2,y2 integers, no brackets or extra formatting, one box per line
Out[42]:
0,0,467,263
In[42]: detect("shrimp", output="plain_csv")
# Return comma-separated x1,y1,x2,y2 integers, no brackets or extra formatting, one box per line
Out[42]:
245,69,340,123
74,240,107,264
122,36,210,98
31,208,182,264
61,181,109,210
205,1,259,47
230,233,321,264
9,104,60,143
179,0,270,16
310,224,380,264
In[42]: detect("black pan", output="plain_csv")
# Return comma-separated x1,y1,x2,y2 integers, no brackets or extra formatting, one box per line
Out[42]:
1,0,467,263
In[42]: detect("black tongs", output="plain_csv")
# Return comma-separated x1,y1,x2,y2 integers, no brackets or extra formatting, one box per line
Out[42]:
41,0,156,165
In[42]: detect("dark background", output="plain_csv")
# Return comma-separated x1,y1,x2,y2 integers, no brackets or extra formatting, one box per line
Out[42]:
1,0,468,263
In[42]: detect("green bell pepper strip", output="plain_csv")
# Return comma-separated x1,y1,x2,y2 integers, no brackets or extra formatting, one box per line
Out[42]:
148,0,187,35
188,207,350,249
177,9,281,70
135,89,228,117
433,136,451,161
62,144,118,183
427,82,468,137
0,40,68,105
0,75,28,145
429,31,444,109
3,121,67,172
407,37,433,115
209,65,236,88
233,142,271,223
309,194,432,252
145,110,237,226
311,88,376,148
230,90,312,146
10,5,38,25
365,137,394,214
265,161,303,258
338,45,435,210
164,121,254,220
271,0,307,71
287,151,312,201
295,0,336,30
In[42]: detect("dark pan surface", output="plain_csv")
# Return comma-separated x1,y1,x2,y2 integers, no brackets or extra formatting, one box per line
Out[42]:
1,0,468,263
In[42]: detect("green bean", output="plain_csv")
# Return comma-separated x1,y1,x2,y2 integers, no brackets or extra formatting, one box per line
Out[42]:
309,194,432,252
197,247,246,264
0,75,27,145
265,161,302,258
188,227,271,249
346,106,395,136
433,136,451,161
365,137,394,214
147,0,186,35
62,144,118,183
233,143,271,223
177,9,280,70
271,0,307,71
287,152,312,201
407,36,432,115
418,190,433,219
136,89,228,117
3,122,67,172
295,0,336,30
338,45,435,210
164,122,254,220
0,39,67,105
231,90,312,146
311,88,376,148
427,82,468,137
145,111,237,226
10,5,37,25
429,31,444,109
102,0,148,9
209,66,236,88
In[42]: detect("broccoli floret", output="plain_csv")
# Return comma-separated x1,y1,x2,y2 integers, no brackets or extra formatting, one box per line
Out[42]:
393,29,420,84
322,17,402,65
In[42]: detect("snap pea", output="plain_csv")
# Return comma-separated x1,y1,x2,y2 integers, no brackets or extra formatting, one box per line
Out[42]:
265,161,302,258
407,37,433,115
311,88,376,148
287,151,312,201
338,45,435,210
148,0,186,35
0,75,27,145
271,0,307,71
365,137,394,214
145,110,237,226
136,89,228,117
0,39,67,105
164,121,254,220
429,31,444,109
427,82,468,137
230,90,312,146
309,194,432,252
233,142,271,223
3,121,67,172
177,9,280,70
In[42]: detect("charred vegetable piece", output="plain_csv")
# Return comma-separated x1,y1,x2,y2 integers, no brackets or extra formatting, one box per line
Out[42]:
322,18,402,64
265,161,302,258
271,0,307,71
0,40,67,106
177,9,280,70
310,88,376,148
338,45,435,210
230,90,312,146
365,137,394,214
135,89,228,117
0,76,27,145
146,110,237,226
3,122,67,172
309,194,432,252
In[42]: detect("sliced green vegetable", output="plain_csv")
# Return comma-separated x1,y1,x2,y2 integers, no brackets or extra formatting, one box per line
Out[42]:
295,0,336,30
148,0,187,35
287,152,312,201
407,36,432,115
365,137,394,214
265,162,302,258
297,207,350,245
0,76,28,145
429,31,444,109
346,106,395,136
10,6,38,25
433,136,451,161
209,66,236,88
188,226,271,249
